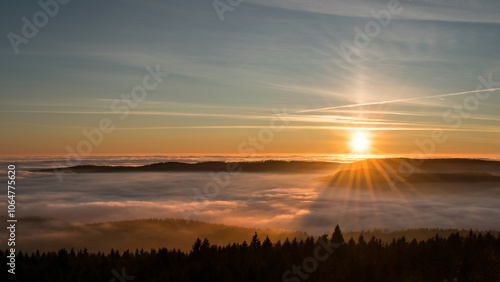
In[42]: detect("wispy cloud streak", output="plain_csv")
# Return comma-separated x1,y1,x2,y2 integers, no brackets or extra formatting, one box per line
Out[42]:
297,88,500,113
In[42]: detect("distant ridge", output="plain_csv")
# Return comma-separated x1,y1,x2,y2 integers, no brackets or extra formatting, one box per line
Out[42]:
12,217,309,253
37,160,340,173
319,169,500,186
37,158,500,174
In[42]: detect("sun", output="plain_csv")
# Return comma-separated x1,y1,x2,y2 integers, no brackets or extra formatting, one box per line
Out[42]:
351,132,369,152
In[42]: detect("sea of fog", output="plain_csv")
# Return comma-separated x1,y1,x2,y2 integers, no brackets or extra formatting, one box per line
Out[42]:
0,155,499,235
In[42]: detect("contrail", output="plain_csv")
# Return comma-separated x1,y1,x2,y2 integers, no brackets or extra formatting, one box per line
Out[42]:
296,88,500,114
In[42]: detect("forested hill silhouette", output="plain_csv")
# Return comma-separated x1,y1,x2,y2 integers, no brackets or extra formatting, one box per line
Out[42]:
4,226,500,281
320,170,500,185
39,160,339,173
38,158,500,174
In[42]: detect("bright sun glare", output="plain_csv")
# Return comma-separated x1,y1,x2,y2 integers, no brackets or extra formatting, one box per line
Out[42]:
351,132,369,152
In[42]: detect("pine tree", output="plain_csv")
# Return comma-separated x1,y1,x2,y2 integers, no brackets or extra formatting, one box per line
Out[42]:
358,233,366,245
191,238,202,255
201,238,211,250
262,236,272,250
250,232,261,249
331,225,345,244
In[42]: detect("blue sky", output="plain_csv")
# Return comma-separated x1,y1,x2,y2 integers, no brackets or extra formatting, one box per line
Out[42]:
1,0,499,155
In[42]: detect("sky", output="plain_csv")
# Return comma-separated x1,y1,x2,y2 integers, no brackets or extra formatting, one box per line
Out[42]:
1,0,500,156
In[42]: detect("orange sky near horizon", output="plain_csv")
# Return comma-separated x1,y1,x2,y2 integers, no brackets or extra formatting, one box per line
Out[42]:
2,0,500,159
